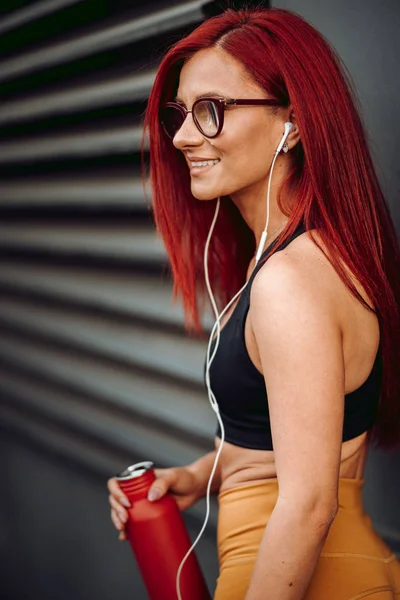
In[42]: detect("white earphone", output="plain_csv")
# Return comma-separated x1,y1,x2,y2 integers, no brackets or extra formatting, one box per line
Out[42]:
255,121,293,261
275,121,293,154
175,121,294,600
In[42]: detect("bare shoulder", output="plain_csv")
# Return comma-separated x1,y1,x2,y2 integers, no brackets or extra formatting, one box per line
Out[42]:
253,227,373,315
249,228,341,368
272,228,338,282
249,227,379,386
251,228,339,311
291,228,373,298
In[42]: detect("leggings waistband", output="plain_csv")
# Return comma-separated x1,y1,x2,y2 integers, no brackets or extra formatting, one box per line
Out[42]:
218,477,365,510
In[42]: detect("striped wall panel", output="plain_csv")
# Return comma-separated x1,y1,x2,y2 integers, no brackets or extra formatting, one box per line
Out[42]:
0,0,223,530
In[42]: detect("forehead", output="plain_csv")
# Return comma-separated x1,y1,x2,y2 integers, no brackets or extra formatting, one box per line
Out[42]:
176,47,263,103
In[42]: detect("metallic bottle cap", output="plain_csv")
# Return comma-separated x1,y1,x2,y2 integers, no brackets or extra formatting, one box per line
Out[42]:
115,461,154,481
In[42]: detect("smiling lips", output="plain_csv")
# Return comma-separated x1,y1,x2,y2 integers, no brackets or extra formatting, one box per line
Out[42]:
187,157,220,168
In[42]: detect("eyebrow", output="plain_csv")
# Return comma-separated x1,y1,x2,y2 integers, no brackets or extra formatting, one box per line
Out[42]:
174,91,227,103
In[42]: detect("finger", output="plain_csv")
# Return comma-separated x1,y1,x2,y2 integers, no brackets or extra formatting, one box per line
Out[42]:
111,508,124,532
153,467,176,480
147,476,171,501
108,493,128,515
119,530,127,541
109,495,128,524
153,468,165,478
107,477,119,494
107,478,131,508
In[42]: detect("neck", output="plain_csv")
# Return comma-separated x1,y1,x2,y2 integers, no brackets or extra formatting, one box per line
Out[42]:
230,159,290,253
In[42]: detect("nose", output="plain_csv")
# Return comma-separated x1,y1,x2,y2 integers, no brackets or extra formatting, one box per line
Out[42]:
173,111,204,150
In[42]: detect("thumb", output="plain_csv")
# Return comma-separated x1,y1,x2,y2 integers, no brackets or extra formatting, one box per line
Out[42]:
147,472,174,502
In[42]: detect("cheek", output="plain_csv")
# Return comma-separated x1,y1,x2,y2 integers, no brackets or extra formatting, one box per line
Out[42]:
188,122,274,200
223,121,273,178
221,139,272,190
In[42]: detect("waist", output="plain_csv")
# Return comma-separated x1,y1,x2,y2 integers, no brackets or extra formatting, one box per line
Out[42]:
218,476,365,508
215,433,369,494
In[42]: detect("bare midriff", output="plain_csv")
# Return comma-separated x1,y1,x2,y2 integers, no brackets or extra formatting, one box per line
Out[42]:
215,431,369,494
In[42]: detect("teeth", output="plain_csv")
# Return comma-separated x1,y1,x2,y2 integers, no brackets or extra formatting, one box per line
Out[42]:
191,159,219,167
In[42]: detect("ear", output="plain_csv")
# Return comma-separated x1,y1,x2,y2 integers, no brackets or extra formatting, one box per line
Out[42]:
286,105,301,150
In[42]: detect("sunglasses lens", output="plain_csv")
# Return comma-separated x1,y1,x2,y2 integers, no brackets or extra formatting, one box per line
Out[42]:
160,105,185,139
194,100,219,137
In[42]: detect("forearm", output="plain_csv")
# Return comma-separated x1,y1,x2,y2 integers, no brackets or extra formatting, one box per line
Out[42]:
244,501,335,600
187,450,221,496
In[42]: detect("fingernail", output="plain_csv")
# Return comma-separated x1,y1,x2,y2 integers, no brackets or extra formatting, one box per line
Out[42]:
120,497,130,508
148,489,161,501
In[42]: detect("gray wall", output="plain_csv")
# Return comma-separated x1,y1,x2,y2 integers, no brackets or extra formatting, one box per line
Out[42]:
0,1,220,599
272,0,400,550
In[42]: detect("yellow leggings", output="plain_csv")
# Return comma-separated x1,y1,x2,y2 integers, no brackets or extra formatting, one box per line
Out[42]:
214,478,400,599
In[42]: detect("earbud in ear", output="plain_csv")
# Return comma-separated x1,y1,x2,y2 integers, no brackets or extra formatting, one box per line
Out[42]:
275,122,293,154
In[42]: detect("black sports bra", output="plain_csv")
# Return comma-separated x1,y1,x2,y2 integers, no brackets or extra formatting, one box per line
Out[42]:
206,222,382,450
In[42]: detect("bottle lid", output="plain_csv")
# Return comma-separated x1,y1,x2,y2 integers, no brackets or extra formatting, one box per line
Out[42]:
115,461,154,481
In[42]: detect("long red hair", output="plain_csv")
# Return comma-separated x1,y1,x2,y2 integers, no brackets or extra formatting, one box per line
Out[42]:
143,7,400,449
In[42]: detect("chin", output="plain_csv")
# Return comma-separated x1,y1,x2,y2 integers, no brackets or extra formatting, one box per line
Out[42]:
191,187,220,201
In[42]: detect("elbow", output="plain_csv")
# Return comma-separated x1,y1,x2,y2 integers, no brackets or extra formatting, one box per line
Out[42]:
311,504,338,534
278,493,338,535
307,497,339,535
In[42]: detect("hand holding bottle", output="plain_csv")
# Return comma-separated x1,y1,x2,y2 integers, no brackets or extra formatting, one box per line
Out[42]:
108,461,213,600
107,451,220,541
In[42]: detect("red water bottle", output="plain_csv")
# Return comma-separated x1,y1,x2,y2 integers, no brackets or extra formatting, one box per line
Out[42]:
115,461,211,600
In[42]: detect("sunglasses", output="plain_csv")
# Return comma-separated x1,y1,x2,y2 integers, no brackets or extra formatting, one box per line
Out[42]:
160,97,282,139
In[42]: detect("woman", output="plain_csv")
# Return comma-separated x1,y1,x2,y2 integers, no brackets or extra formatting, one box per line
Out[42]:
108,7,400,599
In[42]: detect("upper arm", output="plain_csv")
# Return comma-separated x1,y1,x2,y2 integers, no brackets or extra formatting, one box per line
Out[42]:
250,252,344,514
